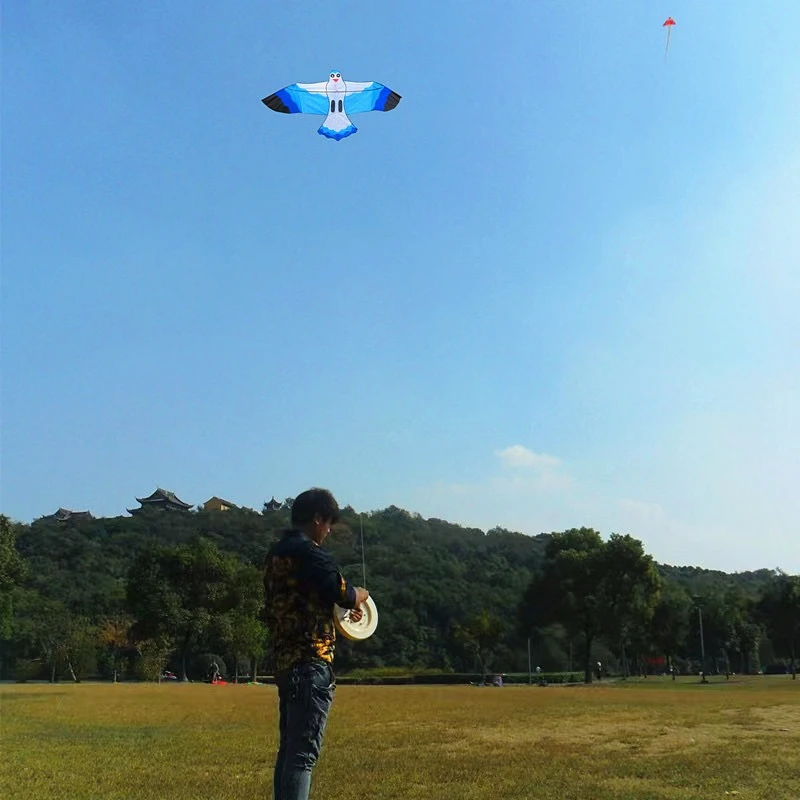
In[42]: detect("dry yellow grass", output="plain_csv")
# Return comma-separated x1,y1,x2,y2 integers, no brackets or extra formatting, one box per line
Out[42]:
2,677,798,799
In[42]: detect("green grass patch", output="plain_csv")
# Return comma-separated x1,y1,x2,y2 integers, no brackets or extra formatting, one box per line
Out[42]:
2,676,798,799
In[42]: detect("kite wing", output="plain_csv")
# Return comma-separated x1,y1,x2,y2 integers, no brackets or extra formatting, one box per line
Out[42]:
343,81,402,115
663,17,676,26
262,82,329,115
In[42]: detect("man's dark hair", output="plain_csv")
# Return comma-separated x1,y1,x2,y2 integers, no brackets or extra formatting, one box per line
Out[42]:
291,488,341,528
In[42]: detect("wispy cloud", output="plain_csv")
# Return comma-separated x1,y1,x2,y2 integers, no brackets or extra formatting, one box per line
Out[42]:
494,445,561,470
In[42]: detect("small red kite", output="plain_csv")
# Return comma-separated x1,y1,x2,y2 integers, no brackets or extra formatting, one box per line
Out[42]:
663,17,676,60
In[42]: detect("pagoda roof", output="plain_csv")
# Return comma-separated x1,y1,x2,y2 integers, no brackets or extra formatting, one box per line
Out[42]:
264,496,282,511
135,487,192,509
48,508,94,521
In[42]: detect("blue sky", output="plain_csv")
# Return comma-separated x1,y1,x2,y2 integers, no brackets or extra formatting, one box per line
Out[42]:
3,1,799,573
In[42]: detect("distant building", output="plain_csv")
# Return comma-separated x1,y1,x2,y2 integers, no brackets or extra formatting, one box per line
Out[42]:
128,488,192,515
263,496,282,512
42,508,94,523
203,496,237,512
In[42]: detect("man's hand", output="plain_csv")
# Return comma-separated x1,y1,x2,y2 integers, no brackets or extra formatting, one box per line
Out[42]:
349,587,369,622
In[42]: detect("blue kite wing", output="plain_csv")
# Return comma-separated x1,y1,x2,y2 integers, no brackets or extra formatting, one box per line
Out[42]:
344,81,402,115
262,82,329,115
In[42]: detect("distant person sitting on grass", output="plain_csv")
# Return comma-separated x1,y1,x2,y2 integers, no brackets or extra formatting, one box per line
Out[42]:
263,488,369,800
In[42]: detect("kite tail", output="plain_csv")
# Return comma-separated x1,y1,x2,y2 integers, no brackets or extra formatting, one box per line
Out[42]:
664,27,671,61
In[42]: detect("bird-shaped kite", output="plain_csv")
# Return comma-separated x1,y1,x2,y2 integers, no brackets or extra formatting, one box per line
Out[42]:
262,71,401,141
663,17,676,60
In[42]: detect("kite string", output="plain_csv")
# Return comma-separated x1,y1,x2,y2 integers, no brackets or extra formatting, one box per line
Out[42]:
360,515,367,588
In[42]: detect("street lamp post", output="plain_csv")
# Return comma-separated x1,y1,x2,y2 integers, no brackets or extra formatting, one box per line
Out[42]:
698,606,706,663
693,596,708,683
527,637,532,685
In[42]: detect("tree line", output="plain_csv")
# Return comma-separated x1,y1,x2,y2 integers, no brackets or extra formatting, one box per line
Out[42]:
519,527,798,683
0,507,797,683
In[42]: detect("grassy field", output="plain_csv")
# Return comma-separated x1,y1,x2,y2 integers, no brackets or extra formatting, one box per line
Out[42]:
2,677,798,799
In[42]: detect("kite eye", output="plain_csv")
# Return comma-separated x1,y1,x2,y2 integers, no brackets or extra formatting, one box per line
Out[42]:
336,73,340,78
330,73,335,78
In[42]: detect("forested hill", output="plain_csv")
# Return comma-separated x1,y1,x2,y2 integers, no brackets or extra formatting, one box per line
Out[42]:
12,505,550,669
5,503,782,680
14,504,771,623
656,563,776,595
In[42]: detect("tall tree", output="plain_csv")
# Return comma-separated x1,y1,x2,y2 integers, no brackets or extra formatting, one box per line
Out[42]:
453,610,504,675
212,562,267,681
520,528,606,683
126,538,251,680
598,533,662,676
650,583,691,677
98,615,134,682
690,590,743,675
16,595,96,682
757,573,800,679
215,611,268,682
0,515,27,640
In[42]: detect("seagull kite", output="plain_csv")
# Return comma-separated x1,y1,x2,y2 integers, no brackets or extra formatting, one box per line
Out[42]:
262,71,401,141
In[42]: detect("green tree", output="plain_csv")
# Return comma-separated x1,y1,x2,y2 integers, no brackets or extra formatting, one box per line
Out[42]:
520,529,662,683
690,590,752,676
215,611,268,682
757,573,800,679
99,615,134,682
520,528,605,684
213,561,266,680
453,610,504,675
597,533,662,676
650,583,691,677
15,594,96,682
0,515,27,640
733,617,762,675
126,538,247,681
135,636,175,682
125,546,182,668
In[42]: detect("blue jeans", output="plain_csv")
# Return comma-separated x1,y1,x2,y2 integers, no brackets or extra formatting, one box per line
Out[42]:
274,661,335,800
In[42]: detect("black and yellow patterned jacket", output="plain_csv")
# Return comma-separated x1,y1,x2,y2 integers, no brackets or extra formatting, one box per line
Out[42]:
263,529,358,675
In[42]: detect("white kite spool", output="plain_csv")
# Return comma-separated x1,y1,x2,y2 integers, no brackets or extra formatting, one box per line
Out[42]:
334,596,378,641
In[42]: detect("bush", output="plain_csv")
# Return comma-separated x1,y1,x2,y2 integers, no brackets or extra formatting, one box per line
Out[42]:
344,666,453,680
14,658,44,682
134,639,174,681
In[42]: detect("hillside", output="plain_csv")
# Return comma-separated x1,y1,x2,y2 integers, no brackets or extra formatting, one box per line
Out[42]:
7,503,781,679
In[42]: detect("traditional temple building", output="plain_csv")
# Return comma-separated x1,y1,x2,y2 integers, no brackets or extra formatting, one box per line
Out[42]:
263,496,282,512
42,508,94,523
128,488,192,515
202,496,237,512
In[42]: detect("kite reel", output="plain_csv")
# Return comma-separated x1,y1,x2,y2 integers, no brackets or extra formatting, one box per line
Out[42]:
334,596,379,641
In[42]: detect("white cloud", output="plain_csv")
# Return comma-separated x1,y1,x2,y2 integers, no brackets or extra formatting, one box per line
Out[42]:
494,445,561,470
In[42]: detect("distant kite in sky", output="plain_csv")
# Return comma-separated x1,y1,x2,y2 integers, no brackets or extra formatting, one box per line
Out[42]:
663,17,676,60
262,71,401,141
